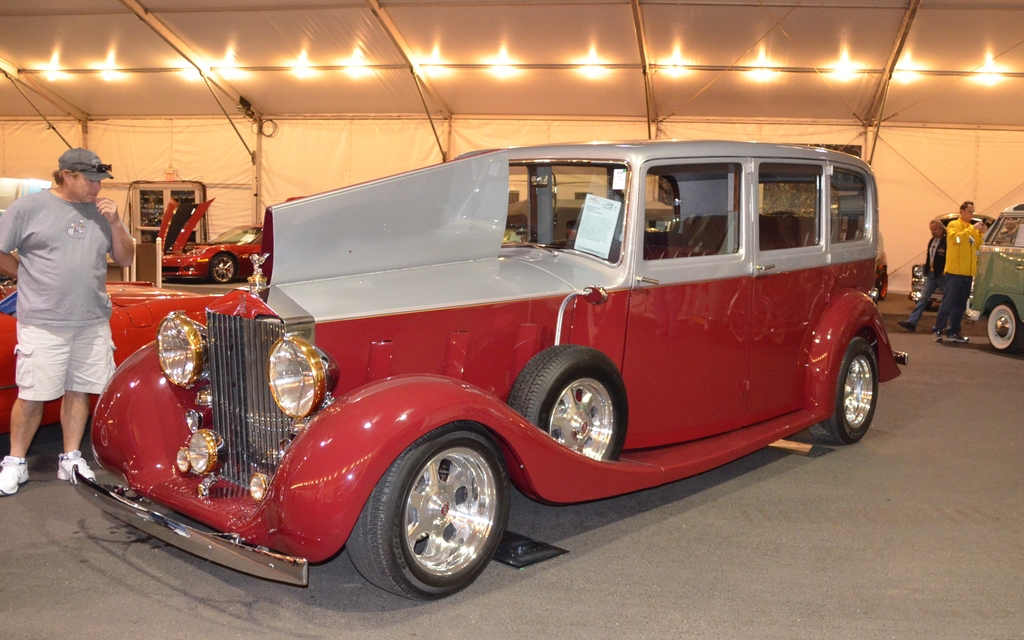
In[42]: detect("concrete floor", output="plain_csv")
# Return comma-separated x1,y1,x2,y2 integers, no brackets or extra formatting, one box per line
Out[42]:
1,295,1021,639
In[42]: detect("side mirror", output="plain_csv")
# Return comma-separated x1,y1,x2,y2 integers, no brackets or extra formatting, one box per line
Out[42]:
581,286,608,305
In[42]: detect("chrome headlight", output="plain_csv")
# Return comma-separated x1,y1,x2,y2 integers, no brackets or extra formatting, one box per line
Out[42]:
912,265,924,278
187,429,221,475
249,473,269,502
157,312,206,387
175,447,191,473
268,335,334,419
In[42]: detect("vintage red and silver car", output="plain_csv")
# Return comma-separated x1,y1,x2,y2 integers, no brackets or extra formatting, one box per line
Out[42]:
77,141,906,600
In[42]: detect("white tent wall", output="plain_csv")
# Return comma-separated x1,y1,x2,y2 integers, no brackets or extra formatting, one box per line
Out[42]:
259,119,444,207
871,127,1024,293
3,116,1024,296
448,118,649,155
88,119,255,237
0,118,254,237
0,120,82,179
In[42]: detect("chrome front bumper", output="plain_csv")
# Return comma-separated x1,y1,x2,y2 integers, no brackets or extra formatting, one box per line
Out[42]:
74,469,308,586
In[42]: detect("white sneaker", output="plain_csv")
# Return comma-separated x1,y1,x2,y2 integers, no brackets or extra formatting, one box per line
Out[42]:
57,450,96,483
0,456,29,495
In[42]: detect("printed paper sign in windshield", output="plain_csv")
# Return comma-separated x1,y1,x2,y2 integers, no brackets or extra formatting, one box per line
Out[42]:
574,194,621,259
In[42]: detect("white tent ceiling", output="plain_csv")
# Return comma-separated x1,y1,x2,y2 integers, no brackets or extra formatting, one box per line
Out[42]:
1,1,1023,130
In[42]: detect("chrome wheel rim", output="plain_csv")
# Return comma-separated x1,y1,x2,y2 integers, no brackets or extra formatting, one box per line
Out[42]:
211,257,234,282
549,378,614,460
404,446,498,577
843,355,874,428
988,307,1015,349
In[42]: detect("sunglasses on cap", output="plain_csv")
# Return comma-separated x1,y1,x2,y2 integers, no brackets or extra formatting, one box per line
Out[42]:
88,163,113,173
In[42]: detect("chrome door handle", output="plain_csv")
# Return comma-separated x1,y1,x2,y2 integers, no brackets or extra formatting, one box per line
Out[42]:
1015,265,1024,270
636,276,660,285
756,264,776,272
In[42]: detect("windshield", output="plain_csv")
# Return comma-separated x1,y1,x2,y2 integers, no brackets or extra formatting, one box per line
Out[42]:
506,162,627,262
211,227,261,245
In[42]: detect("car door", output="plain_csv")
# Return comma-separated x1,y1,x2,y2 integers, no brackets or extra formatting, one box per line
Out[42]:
746,161,829,425
621,160,752,449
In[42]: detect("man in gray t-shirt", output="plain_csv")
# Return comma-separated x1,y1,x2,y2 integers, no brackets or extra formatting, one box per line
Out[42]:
0,148,134,496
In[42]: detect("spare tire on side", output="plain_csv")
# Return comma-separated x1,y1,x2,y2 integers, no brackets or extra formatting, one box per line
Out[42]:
507,344,628,461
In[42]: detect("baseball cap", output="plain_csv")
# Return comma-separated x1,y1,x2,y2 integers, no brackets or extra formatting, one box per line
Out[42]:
58,148,114,180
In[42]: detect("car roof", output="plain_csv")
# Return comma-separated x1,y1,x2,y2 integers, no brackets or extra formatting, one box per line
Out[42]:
503,139,871,171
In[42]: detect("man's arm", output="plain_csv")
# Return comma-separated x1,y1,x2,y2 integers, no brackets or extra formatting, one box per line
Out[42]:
0,251,18,279
96,197,135,267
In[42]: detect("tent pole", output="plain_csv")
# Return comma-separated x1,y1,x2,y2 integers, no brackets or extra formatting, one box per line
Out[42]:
630,0,656,139
866,0,921,165
202,76,255,165
2,71,73,149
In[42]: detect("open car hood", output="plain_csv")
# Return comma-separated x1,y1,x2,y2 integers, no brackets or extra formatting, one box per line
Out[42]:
159,199,216,252
265,150,509,286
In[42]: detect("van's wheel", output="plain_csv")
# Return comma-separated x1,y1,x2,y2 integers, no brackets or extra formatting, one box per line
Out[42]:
809,337,878,445
208,253,237,284
508,344,628,460
987,303,1024,353
346,422,510,600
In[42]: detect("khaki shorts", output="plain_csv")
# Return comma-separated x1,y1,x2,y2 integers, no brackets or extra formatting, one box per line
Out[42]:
15,323,116,402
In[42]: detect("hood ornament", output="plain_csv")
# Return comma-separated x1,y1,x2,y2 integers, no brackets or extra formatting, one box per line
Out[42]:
247,253,270,294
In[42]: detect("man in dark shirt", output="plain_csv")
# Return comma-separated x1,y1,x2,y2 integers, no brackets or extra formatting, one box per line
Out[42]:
898,219,946,331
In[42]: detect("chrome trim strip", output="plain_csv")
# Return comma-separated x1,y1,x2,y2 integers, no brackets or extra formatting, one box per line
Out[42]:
554,291,582,346
73,470,308,585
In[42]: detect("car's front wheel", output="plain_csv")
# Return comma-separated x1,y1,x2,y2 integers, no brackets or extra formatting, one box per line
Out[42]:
208,253,237,284
987,303,1024,353
810,337,878,445
346,422,510,600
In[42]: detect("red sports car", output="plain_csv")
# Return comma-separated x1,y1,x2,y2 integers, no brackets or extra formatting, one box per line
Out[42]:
0,282,215,432
162,225,263,284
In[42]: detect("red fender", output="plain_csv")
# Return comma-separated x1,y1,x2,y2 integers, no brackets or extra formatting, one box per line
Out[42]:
93,353,670,562
804,289,901,418
259,373,669,560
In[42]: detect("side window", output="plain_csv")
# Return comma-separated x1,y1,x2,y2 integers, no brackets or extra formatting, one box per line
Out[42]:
758,163,821,252
505,163,627,262
643,163,741,261
989,216,1024,247
830,169,867,243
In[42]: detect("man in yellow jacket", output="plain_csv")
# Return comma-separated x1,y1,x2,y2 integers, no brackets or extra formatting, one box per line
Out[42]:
931,201,988,342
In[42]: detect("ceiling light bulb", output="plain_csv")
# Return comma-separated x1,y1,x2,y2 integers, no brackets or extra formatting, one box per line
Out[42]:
749,48,777,82
488,46,520,79
292,50,316,79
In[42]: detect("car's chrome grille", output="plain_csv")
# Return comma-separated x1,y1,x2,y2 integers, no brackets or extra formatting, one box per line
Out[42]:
207,311,292,487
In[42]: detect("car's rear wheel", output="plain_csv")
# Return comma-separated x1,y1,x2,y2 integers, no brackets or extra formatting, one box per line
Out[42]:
875,268,888,301
346,422,509,600
208,253,237,284
987,303,1024,353
508,344,628,461
809,337,878,445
